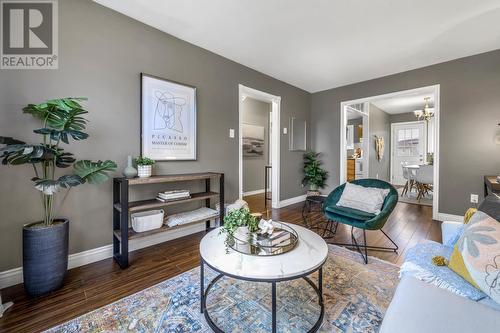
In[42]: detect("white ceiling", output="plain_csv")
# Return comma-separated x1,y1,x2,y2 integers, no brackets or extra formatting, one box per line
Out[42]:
371,90,435,115
94,0,500,93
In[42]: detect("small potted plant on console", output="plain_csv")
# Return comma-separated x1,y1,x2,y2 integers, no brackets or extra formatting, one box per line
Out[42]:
135,156,155,178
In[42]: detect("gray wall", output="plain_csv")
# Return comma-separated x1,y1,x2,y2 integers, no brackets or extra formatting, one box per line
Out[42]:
242,98,270,193
389,112,418,124
369,103,390,181
312,49,500,216
0,0,310,271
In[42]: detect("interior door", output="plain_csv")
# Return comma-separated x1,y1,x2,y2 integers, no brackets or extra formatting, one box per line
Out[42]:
391,121,426,185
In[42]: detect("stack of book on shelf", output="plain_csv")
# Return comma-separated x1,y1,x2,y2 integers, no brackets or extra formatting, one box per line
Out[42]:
156,190,190,202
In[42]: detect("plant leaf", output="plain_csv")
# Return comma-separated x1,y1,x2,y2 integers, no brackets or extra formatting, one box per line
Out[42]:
34,128,89,144
74,160,117,184
32,178,62,195
0,143,76,167
32,175,85,195
24,98,89,134
1,144,46,165
57,175,85,187
55,152,76,168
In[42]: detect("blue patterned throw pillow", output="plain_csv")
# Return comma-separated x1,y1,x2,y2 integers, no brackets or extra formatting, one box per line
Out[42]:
443,224,466,247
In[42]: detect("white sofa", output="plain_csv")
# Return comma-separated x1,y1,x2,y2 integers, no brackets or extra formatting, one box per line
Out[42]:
380,221,500,333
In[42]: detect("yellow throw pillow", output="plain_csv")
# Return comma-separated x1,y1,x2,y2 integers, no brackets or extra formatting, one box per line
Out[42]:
463,207,477,224
449,245,481,289
448,211,500,303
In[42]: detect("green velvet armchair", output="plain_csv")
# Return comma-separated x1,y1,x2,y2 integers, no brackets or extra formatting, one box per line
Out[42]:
322,179,398,263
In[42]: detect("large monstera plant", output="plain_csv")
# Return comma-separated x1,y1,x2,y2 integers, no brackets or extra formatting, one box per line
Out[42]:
0,98,117,226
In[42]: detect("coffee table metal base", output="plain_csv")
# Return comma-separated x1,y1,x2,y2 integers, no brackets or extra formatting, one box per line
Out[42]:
200,259,324,333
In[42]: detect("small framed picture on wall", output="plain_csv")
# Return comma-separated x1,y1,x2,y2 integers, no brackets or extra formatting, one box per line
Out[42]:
141,73,197,160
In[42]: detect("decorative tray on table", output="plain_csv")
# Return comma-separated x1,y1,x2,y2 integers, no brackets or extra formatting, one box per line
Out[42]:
228,221,298,256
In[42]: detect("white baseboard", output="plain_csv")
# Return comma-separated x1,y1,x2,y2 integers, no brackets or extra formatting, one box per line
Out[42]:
279,194,307,208
435,213,463,222
1,209,463,289
0,268,22,290
242,188,270,196
0,222,206,289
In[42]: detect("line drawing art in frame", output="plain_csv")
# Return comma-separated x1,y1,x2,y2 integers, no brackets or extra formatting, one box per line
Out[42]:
153,90,186,133
141,74,197,161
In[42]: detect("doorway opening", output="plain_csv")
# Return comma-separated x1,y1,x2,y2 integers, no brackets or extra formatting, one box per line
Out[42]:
345,103,369,182
239,85,281,213
340,85,440,220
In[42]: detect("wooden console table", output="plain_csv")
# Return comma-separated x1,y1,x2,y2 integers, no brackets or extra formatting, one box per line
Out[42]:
112,172,224,268
484,175,500,197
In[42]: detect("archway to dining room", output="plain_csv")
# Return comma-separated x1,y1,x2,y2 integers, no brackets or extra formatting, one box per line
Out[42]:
340,85,440,219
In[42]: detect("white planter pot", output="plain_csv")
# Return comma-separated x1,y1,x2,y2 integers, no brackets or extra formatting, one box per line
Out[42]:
137,165,152,178
234,226,250,244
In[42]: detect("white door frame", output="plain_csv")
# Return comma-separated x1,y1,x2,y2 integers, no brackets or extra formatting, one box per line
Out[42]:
339,84,440,220
389,120,427,185
239,84,281,209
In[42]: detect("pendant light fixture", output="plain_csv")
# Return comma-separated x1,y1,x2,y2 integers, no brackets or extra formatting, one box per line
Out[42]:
414,97,434,122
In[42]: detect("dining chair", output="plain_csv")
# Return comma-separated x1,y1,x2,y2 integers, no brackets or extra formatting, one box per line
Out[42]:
415,165,433,201
401,163,410,196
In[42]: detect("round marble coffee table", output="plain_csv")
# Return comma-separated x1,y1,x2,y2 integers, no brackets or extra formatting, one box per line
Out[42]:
199,223,328,333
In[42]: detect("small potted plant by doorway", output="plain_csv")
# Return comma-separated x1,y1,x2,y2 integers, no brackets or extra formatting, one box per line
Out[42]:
135,156,155,178
302,151,328,196
0,98,117,297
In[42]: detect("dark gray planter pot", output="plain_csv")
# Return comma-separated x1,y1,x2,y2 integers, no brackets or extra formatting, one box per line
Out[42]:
23,219,69,297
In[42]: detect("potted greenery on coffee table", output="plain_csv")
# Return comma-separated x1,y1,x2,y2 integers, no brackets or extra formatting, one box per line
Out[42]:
302,151,328,194
221,208,259,244
0,98,116,297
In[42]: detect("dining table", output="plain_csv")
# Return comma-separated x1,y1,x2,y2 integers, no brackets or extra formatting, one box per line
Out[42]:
404,164,421,170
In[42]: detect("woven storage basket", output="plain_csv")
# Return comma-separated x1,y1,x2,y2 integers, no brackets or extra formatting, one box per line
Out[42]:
131,209,164,233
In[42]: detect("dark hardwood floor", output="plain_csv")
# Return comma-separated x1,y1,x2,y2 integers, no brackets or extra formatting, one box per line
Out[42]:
0,201,440,333
243,192,271,213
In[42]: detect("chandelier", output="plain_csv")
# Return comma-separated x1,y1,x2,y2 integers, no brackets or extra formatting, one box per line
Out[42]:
414,97,434,121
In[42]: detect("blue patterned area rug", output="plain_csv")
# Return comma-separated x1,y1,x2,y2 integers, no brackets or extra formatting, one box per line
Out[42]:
46,245,399,333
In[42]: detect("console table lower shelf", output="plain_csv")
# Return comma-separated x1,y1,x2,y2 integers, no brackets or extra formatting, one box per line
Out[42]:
113,213,219,241
199,223,328,333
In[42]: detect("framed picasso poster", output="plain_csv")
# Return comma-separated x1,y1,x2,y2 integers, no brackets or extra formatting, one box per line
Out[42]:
141,73,197,160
